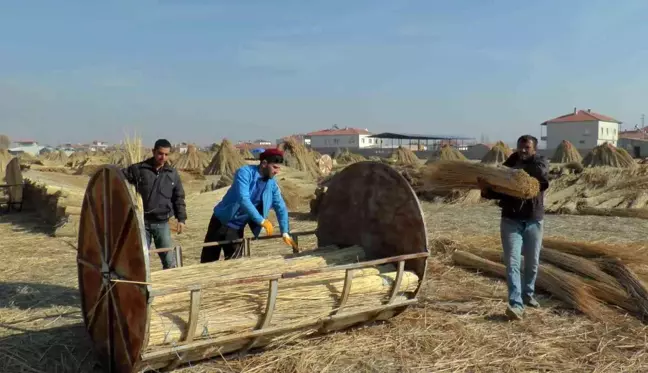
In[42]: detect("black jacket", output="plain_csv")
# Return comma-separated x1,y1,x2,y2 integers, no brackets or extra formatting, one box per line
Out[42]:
121,158,187,223
482,152,549,221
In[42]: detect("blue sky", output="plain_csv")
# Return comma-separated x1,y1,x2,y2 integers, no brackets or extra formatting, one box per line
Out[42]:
1,0,647,146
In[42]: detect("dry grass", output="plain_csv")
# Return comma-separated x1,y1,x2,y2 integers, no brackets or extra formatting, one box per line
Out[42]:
481,141,512,164
204,139,246,178
583,143,635,168
174,144,210,171
426,144,467,164
334,149,366,165
4,186,648,372
389,146,420,166
279,138,321,179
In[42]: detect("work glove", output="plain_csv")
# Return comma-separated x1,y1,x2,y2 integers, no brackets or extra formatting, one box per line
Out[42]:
260,219,274,236
282,233,298,250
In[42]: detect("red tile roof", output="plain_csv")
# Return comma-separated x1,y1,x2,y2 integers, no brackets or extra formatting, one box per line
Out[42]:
542,109,621,124
619,127,648,140
306,128,371,136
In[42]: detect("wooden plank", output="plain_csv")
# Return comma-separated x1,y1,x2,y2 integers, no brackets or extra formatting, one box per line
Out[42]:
331,269,355,315
140,298,418,363
387,260,405,304
240,278,279,354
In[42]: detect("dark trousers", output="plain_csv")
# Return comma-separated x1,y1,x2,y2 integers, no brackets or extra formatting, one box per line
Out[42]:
200,215,245,263
144,221,176,269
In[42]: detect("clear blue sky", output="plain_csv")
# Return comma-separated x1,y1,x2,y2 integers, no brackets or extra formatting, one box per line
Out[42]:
1,0,647,146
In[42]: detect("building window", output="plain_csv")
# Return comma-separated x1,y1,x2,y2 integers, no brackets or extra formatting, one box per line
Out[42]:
362,138,365,143
334,138,339,145
579,140,585,144
606,128,609,136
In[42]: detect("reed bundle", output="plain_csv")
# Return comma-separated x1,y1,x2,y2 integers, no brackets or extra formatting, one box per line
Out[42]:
0,149,12,179
146,246,419,346
173,144,209,171
426,144,467,164
45,150,68,165
203,139,246,178
335,149,365,165
123,132,145,213
279,138,321,178
481,141,512,164
583,143,635,168
539,247,620,287
66,151,89,168
240,148,254,159
421,160,540,199
390,146,419,166
452,250,605,319
601,259,648,318
542,237,648,265
552,140,582,164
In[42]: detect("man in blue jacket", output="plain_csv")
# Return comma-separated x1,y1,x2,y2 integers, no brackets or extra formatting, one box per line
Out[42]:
200,148,297,263
478,135,549,321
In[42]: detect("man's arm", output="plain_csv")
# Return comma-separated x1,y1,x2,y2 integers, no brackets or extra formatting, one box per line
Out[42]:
172,171,187,223
528,159,550,192
121,165,136,185
234,169,265,225
271,183,290,235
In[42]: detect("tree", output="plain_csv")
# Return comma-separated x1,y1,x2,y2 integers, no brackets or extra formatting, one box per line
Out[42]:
0,134,9,150
209,143,220,152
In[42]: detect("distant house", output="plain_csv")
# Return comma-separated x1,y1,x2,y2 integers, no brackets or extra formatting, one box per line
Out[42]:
176,142,189,154
276,134,311,147
619,126,648,158
307,127,373,150
9,140,44,156
541,108,621,150
90,140,108,152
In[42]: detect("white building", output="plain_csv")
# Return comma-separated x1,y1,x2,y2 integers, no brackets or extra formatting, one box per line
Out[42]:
307,127,378,150
541,108,621,150
90,140,108,152
9,140,44,156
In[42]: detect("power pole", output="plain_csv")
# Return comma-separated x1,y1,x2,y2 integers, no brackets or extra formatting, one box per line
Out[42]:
642,114,645,128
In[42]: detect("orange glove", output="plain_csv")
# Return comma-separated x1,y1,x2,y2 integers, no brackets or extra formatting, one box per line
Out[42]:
260,219,274,236
282,233,298,250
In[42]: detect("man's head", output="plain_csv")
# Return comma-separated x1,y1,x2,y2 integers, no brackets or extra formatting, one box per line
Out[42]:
259,148,284,179
152,139,172,167
517,135,538,160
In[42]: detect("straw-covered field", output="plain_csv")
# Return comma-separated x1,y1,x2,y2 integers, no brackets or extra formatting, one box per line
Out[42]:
3,165,648,372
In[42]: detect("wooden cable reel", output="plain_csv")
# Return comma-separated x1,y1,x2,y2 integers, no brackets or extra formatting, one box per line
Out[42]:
77,162,429,372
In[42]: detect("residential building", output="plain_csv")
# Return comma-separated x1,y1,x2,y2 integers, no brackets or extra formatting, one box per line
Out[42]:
276,134,311,147
541,108,621,150
8,140,44,156
307,127,375,150
619,126,648,158
90,140,108,152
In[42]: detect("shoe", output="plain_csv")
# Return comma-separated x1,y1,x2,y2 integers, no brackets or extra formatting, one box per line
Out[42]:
505,305,524,321
524,297,540,308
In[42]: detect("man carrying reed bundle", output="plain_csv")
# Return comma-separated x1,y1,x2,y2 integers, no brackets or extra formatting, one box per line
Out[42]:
477,135,549,320
201,148,298,262
122,139,186,270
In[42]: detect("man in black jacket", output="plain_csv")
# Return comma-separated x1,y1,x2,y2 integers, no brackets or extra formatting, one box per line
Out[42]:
478,135,549,320
122,139,187,269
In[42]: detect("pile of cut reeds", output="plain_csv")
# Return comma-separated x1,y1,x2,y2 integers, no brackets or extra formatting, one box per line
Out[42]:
279,137,321,178
390,146,419,166
583,143,635,168
204,139,246,178
173,144,209,171
240,147,255,159
421,160,540,199
552,140,582,164
481,141,512,164
144,245,420,347
441,235,648,321
335,149,366,165
426,144,467,164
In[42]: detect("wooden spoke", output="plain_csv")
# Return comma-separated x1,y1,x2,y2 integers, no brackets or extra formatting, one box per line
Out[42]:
103,168,112,265
77,257,102,273
110,291,134,367
84,193,106,264
109,208,135,267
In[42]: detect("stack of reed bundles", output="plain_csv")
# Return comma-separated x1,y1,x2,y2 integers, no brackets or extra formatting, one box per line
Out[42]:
145,245,419,347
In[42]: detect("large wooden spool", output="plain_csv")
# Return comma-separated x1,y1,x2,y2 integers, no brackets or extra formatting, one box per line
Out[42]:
77,161,428,372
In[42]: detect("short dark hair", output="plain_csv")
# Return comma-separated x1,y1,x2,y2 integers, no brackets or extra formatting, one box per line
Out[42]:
154,139,172,150
517,135,538,149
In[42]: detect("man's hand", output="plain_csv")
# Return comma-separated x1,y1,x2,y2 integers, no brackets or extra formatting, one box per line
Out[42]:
261,219,274,236
282,233,298,250
176,222,185,234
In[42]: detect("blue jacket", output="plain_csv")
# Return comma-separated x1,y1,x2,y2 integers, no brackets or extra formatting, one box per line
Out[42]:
213,165,290,237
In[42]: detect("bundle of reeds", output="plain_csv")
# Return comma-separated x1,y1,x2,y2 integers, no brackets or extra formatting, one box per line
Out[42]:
240,148,254,159
426,144,467,164
204,139,246,177
335,149,366,165
481,141,512,164
389,146,419,166
145,245,420,346
421,160,540,199
583,143,635,168
66,151,89,168
123,132,145,213
0,134,9,150
173,144,209,171
0,149,12,179
601,258,648,317
552,140,582,164
279,138,321,178
542,237,648,265
44,150,69,165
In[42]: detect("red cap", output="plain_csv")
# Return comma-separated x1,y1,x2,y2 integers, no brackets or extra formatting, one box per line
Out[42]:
260,148,284,162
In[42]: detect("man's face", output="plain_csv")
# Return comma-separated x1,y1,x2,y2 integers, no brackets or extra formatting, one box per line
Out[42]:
260,160,281,179
153,146,170,166
517,140,536,160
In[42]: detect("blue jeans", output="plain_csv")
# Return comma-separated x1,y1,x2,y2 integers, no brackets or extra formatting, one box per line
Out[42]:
145,221,177,269
500,217,543,308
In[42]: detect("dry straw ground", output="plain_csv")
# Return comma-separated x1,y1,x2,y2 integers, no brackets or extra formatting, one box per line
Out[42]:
3,170,648,372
